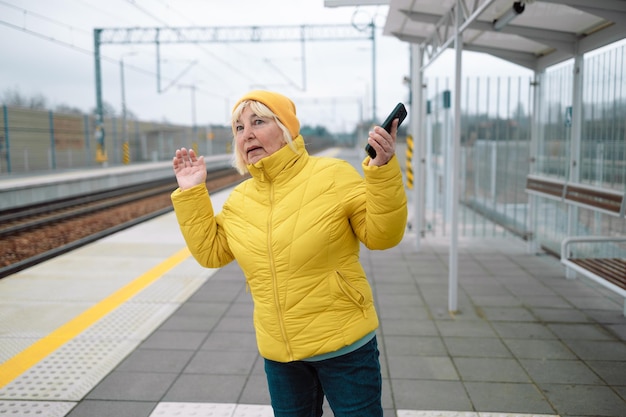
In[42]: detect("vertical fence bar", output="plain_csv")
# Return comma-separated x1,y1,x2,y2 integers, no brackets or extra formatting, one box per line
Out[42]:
619,45,626,188
83,115,91,167
48,111,57,170
2,105,10,173
112,117,119,165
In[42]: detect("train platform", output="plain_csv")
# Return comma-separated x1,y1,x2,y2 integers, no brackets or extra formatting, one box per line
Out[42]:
0,148,625,417
0,156,231,211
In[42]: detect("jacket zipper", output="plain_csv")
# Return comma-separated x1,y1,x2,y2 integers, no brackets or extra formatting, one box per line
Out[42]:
266,178,293,360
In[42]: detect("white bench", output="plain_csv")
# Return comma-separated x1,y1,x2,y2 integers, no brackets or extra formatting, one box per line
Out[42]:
561,236,626,316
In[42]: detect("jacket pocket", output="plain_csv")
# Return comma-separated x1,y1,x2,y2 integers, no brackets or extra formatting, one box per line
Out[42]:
334,271,366,310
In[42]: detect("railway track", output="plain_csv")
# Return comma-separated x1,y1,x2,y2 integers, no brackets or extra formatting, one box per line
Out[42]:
0,167,245,279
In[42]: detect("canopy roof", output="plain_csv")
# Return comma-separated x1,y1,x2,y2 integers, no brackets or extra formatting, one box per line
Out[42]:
383,0,626,71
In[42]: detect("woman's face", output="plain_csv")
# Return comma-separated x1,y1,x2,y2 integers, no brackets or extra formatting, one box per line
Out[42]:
235,105,285,166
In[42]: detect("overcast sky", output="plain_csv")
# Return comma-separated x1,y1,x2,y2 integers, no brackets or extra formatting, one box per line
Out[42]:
0,0,533,133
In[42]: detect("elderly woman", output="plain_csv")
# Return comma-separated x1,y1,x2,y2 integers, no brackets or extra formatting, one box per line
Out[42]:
171,90,407,417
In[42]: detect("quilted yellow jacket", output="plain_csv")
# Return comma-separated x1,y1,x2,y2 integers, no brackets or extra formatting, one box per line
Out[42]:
171,136,407,362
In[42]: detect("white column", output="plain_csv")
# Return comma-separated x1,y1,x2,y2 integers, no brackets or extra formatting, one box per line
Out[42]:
449,0,463,314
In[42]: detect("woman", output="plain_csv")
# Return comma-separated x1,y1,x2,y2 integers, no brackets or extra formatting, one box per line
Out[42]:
171,90,407,417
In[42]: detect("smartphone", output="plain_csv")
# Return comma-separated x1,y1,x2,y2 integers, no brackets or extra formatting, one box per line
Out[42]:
365,102,408,159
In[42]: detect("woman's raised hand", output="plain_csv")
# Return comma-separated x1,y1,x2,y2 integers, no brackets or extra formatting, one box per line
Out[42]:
172,147,207,191
367,118,398,167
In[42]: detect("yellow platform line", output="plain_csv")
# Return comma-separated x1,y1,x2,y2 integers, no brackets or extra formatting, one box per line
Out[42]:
0,246,191,389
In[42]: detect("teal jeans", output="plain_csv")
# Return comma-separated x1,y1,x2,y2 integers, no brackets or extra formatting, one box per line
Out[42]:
264,336,383,417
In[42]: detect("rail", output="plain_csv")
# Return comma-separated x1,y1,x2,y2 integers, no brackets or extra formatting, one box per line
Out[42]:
0,165,244,279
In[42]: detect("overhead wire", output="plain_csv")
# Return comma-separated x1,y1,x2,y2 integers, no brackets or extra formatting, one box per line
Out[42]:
0,1,170,81
149,0,304,92
124,0,256,88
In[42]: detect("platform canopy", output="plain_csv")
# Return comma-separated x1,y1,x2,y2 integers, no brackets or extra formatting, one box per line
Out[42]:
383,0,626,71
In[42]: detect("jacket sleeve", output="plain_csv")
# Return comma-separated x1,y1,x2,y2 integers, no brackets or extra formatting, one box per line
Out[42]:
170,183,234,268
343,155,407,250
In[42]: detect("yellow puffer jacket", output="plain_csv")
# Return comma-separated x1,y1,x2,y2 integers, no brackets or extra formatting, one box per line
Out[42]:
171,136,407,362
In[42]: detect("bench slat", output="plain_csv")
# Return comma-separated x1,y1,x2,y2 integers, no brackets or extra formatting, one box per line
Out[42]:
570,258,626,290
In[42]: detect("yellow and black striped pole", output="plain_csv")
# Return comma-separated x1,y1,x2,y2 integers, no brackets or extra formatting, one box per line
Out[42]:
405,134,414,189
122,142,130,164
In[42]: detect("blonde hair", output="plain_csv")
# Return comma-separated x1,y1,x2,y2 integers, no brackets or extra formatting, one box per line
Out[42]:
231,100,296,175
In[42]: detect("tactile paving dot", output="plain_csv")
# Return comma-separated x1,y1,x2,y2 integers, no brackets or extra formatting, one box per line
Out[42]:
77,302,179,341
0,338,138,400
0,301,202,401
0,400,76,416
232,404,274,417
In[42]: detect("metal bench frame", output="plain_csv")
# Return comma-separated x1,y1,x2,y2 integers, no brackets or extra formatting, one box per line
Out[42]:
561,236,626,316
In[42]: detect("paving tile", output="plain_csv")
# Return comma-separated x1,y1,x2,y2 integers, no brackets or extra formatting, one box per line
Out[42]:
519,359,604,384
547,323,614,340
200,331,258,351
461,284,511,296
566,295,622,311
381,319,440,336
225,301,254,317
387,356,458,380
391,380,472,411
444,337,512,358
163,374,248,403
373,282,421,295
586,360,626,385
378,304,432,320
213,316,255,333
562,340,626,361
238,374,271,404
491,322,556,340
189,282,245,303
140,330,208,350
85,371,177,401
453,358,530,383
172,301,231,318
66,400,156,417
377,293,425,307
183,350,258,375
531,307,592,323
116,349,195,373
436,320,497,338
384,335,447,356
503,339,577,360
480,307,536,322
537,383,626,416
158,314,220,332
504,284,557,297
468,295,523,308
464,382,555,415
517,295,572,308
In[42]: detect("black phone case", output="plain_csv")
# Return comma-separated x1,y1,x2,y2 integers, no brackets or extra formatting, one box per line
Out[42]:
365,103,407,159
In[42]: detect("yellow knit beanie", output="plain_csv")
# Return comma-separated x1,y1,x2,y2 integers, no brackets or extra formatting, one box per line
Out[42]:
233,90,300,138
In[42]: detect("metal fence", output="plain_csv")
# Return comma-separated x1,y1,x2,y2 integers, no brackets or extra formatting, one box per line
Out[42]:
531,43,626,256
421,41,625,257
424,75,533,238
0,107,233,174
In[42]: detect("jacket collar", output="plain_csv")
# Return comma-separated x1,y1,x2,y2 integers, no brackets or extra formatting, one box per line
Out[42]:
247,135,307,183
